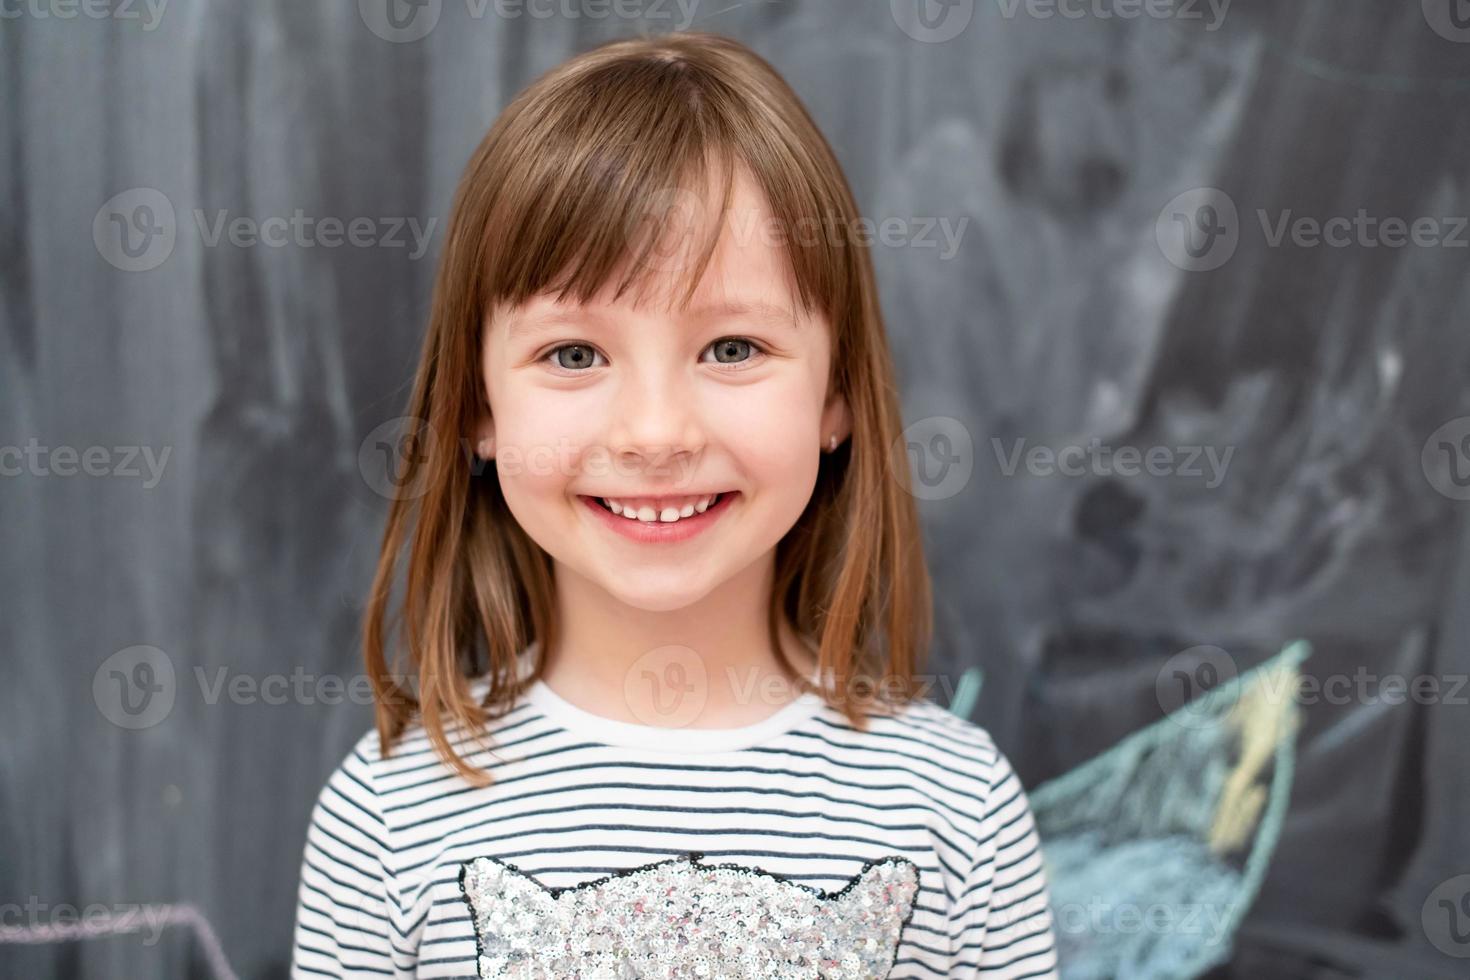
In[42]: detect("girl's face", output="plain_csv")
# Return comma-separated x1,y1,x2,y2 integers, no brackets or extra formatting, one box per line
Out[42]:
477,167,849,612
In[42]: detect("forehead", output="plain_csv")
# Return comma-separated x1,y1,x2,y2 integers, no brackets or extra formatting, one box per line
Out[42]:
501,166,812,333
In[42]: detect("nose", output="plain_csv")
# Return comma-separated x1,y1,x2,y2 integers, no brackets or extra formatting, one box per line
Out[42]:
604,367,706,467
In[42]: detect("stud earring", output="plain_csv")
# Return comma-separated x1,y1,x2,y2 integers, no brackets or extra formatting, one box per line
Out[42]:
827,434,837,452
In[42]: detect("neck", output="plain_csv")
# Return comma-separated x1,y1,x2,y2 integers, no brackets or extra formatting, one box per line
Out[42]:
538,555,818,728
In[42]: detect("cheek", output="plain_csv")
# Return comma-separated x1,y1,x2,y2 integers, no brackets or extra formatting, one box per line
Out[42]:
489,390,599,498
721,378,822,487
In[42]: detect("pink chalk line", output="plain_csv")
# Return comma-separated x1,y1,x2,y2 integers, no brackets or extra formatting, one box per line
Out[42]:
0,902,237,980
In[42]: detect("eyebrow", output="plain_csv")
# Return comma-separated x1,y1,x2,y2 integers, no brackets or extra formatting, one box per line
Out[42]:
505,300,798,339
683,300,799,328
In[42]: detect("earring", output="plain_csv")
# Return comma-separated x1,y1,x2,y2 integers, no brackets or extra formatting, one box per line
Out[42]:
478,438,494,458
827,434,837,452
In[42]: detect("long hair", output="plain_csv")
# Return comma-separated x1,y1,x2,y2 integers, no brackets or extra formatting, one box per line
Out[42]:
364,31,932,785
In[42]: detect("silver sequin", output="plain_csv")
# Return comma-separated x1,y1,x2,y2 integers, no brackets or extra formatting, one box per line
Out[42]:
457,851,919,978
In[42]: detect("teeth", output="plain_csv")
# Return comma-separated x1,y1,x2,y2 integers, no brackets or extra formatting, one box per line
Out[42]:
599,493,722,523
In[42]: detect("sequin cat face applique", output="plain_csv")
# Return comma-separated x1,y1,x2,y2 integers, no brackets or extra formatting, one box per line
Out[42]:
457,850,920,978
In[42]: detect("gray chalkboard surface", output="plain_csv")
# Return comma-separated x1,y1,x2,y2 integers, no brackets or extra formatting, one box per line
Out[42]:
4,1,1468,976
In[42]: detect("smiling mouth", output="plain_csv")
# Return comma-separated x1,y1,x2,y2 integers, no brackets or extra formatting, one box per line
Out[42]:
584,492,732,523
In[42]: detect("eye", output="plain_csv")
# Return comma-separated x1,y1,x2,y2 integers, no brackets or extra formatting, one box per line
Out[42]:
702,337,767,370
543,343,604,372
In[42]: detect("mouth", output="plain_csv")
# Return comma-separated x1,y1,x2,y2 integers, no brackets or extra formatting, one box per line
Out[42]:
578,491,738,543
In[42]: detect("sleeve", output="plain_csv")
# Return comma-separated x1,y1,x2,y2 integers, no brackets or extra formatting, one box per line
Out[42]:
290,738,401,978
951,746,1060,978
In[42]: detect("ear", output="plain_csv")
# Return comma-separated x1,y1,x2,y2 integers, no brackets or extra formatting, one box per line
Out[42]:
820,391,851,449
472,412,496,461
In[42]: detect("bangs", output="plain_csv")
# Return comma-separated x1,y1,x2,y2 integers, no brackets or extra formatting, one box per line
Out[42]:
473,49,855,323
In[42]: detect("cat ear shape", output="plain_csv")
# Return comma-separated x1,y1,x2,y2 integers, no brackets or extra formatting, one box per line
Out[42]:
820,856,922,972
458,856,561,971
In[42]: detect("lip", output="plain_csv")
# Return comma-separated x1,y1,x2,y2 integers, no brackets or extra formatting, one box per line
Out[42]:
579,492,738,544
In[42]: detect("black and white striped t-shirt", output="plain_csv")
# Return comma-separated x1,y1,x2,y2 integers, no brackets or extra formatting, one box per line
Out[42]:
290,662,1059,979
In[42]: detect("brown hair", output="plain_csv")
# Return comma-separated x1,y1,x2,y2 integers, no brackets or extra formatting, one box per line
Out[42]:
363,31,932,785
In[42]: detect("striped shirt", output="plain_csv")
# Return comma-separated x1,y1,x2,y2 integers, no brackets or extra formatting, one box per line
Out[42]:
290,661,1059,979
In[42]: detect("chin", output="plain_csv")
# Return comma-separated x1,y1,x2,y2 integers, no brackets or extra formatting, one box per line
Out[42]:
599,575,719,614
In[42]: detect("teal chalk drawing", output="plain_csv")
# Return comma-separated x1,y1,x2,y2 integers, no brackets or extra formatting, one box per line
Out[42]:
947,666,984,721
1027,639,1311,980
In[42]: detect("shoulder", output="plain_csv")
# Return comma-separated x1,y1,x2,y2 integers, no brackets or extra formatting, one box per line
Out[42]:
874,695,1001,765
870,699,1041,859
310,725,389,821
823,694,1009,797
331,674,534,780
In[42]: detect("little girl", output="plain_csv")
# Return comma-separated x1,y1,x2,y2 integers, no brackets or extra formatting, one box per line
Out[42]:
291,31,1058,979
